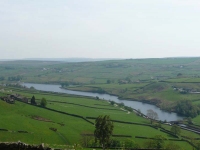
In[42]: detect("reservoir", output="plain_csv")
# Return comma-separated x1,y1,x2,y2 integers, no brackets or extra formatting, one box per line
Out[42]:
22,83,183,121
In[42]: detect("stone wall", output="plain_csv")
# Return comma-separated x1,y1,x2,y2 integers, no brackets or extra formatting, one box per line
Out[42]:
0,142,52,150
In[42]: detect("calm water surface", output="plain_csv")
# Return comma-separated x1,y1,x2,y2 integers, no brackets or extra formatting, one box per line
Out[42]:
22,83,183,121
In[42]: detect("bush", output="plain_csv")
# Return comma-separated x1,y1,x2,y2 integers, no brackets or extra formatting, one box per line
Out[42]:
118,103,124,107
124,138,140,149
49,127,57,132
107,79,111,84
96,88,106,94
110,101,115,105
124,106,133,112
109,139,121,148
40,98,47,107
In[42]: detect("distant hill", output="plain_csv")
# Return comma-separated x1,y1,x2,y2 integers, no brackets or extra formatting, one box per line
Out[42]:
23,58,121,62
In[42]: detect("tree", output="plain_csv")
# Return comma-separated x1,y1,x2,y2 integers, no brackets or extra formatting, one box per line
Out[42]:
118,102,124,107
40,98,47,107
31,95,36,105
107,79,111,84
94,115,114,150
187,117,193,124
175,100,200,118
0,76,5,81
110,101,115,105
165,142,181,150
30,86,35,90
124,138,140,149
61,82,69,87
80,131,94,147
109,139,121,148
170,125,181,135
145,139,155,149
145,135,165,149
196,141,200,150
146,109,158,124
153,135,165,149
137,109,141,115
177,73,182,77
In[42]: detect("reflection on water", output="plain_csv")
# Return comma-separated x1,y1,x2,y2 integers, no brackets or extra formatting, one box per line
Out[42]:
21,83,183,121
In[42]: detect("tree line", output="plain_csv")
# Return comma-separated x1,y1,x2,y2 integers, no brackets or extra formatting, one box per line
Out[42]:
92,115,184,150
30,95,47,107
175,100,200,118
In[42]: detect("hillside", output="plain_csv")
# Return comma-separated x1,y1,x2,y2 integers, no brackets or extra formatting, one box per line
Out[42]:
0,57,200,84
0,87,197,149
1,58,200,117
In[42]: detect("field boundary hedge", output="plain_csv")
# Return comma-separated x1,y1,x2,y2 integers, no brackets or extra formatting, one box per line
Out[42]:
160,80,200,83
168,139,183,141
0,142,51,150
0,129,30,134
159,129,178,138
87,117,189,140
81,134,132,138
183,140,197,149
181,135,200,140
4,86,98,100
88,146,166,150
86,117,151,126
43,107,94,125
47,100,121,111
135,136,169,140
15,99,95,125
0,129,8,131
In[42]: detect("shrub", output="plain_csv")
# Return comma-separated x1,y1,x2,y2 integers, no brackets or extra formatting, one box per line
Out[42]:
40,98,47,107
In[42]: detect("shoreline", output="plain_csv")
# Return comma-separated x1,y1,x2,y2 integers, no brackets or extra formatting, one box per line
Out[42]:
19,82,184,121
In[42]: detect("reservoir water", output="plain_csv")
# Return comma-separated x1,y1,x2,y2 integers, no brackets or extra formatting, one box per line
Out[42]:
21,83,183,121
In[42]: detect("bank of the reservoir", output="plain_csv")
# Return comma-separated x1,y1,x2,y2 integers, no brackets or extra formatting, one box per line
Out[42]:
21,83,183,121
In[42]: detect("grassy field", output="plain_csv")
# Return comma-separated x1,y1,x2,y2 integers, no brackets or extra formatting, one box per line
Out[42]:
0,100,93,146
0,57,200,84
1,58,200,108
67,81,200,113
0,87,198,149
1,58,200,149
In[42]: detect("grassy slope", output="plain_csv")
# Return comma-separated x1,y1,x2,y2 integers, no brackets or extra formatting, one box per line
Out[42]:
1,58,200,149
1,58,200,107
0,57,200,83
0,88,195,149
0,100,93,145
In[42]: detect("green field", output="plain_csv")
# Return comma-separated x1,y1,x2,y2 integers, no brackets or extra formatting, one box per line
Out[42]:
1,58,200,149
0,57,200,84
1,58,200,107
0,87,198,149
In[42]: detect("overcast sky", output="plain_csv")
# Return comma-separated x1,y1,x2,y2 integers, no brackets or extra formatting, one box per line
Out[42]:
0,0,200,59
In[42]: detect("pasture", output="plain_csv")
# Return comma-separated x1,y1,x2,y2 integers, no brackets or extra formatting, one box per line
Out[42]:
0,87,197,149
1,58,200,108
1,58,200,149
